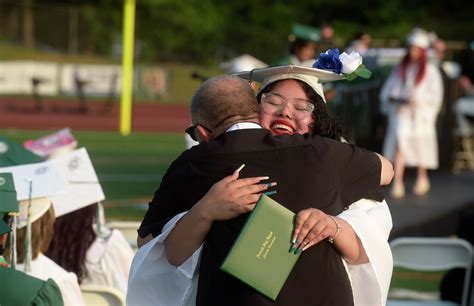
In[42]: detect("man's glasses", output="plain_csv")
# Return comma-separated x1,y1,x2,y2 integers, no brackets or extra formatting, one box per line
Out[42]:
185,124,212,142
260,93,314,120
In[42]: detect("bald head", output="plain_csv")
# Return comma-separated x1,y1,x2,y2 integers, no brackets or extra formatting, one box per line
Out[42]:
190,75,259,134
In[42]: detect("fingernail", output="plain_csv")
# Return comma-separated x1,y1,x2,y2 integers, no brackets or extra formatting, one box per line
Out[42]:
236,164,245,172
294,248,301,254
260,176,270,180
302,245,309,251
264,182,277,187
291,236,297,244
289,245,294,253
263,190,277,196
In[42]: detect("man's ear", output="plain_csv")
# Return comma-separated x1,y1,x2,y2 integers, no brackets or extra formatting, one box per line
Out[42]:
196,125,212,142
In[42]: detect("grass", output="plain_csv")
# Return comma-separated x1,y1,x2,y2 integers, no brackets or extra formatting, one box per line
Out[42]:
1,129,186,221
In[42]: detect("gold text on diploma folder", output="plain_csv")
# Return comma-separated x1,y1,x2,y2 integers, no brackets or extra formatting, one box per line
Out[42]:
256,231,277,259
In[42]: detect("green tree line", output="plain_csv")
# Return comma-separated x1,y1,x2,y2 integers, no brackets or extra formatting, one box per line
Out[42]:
8,0,474,64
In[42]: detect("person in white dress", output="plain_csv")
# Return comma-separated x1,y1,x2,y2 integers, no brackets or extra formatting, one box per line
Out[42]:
47,202,134,295
8,197,85,306
380,28,444,198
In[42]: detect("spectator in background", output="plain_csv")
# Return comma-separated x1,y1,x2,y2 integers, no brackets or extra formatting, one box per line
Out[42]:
274,23,320,67
5,197,85,306
318,23,336,53
453,41,474,141
47,202,134,295
431,36,447,65
380,28,444,198
347,32,372,55
220,54,268,88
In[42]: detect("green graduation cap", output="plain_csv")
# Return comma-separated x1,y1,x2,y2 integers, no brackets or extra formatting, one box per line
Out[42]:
290,23,320,43
0,136,42,167
0,173,18,235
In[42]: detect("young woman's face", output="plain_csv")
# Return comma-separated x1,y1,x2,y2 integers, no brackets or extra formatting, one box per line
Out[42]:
258,79,314,135
295,42,318,62
409,45,424,61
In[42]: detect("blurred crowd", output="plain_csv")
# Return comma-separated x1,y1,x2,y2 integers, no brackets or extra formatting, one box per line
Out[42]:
220,23,474,198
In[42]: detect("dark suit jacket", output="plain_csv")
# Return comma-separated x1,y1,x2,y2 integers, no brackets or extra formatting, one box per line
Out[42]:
139,128,383,306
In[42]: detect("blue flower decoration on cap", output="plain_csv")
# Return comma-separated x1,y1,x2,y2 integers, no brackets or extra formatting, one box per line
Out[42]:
313,48,372,81
313,48,342,74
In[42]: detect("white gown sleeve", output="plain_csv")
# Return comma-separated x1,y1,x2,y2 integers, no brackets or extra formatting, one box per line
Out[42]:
20,254,86,306
127,212,201,306
83,229,135,294
56,272,86,306
338,199,393,306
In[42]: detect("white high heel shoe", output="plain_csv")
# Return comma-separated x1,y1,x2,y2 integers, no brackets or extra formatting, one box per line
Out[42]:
391,182,405,199
413,179,430,196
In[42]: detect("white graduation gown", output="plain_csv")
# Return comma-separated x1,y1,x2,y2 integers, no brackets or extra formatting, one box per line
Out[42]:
380,62,443,168
82,228,135,295
17,253,85,306
127,200,393,306
127,213,199,306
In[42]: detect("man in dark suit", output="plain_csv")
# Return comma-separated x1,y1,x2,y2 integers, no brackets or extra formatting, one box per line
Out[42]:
134,75,392,305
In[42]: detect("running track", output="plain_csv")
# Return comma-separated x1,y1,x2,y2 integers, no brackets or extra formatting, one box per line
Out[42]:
0,98,191,133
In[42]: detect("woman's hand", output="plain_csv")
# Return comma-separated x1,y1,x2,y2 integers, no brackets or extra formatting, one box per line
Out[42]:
290,208,338,253
165,165,276,266
196,164,276,221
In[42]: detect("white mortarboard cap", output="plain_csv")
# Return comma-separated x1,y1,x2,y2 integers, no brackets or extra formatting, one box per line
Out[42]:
49,148,105,217
0,161,66,201
220,54,268,74
17,197,52,228
406,28,430,49
234,65,345,103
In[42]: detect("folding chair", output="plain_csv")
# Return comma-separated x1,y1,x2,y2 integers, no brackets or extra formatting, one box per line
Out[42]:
452,97,474,173
387,237,472,306
80,284,126,306
106,221,141,252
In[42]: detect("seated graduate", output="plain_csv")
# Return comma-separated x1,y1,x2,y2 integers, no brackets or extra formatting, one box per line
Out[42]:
0,172,64,306
47,202,134,295
4,197,85,306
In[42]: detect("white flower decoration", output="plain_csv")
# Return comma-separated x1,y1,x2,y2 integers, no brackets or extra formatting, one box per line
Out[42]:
339,51,363,74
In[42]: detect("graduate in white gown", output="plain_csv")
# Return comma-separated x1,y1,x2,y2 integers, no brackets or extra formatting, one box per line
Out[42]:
130,64,394,305
8,197,85,306
47,202,134,295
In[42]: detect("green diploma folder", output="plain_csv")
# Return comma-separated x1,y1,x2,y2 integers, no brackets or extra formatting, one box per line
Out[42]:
220,194,301,300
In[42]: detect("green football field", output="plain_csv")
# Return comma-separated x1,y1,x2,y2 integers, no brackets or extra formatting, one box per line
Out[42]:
1,129,186,221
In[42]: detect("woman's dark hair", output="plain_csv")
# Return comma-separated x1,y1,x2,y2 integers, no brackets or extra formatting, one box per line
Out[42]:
257,79,343,140
289,38,316,56
46,204,97,283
